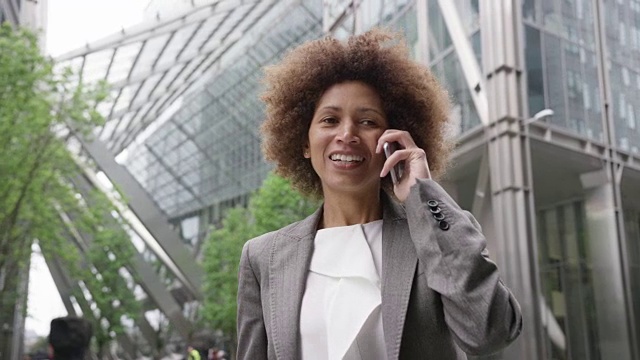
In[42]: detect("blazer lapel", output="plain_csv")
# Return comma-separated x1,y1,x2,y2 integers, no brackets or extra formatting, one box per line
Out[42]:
381,193,418,360
269,207,322,359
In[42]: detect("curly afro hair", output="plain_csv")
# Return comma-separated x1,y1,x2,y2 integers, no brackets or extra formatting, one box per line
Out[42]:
261,28,453,198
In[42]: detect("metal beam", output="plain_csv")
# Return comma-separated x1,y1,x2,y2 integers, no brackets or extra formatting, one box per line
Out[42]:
67,173,194,340
144,143,205,208
437,0,489,125
72,281,137,360
48,253,156,357
41,253,78,315
54,0,259,61
42,237,140,359
133,313,161,357
107,28,248,151
75,136,203,299
56,216,181,357
108,0,282,152
51,208,164,356
106,37,228,91
72,144,191,287
130,251,193,338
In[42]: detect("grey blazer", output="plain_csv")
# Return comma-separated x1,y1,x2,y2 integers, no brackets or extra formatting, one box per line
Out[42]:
237,179,522,359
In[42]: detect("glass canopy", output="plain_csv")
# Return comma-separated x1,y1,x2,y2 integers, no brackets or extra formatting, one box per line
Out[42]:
55,0,281,155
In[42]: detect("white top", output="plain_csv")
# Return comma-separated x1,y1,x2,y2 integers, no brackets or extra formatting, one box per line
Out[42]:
300,220,387,360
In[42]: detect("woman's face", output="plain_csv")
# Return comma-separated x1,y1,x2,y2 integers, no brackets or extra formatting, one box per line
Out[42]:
305,81,388,197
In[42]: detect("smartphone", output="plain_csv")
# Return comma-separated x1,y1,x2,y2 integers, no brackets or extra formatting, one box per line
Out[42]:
383,142,403,185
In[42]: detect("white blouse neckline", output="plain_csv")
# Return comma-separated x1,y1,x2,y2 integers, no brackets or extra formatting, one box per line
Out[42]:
300,220,387,360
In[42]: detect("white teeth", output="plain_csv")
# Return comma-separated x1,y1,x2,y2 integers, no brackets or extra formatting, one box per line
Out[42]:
330,154,364,162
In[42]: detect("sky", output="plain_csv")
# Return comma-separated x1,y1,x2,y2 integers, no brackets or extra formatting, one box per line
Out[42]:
46,0,148,57
25,0,148,337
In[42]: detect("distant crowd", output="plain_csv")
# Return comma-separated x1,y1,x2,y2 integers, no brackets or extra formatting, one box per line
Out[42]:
23,315,228,360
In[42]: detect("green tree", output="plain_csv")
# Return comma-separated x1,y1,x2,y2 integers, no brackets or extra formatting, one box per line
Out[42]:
199,173,319,354
0,24,139,358
69,188,142,358
0,23,101,325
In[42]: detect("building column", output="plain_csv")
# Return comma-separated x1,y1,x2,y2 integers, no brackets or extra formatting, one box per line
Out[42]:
591,0,639,356
580,169,633,359
480,1,543,359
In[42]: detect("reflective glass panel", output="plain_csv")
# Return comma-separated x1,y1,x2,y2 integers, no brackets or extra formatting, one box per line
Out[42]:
537,202,601,360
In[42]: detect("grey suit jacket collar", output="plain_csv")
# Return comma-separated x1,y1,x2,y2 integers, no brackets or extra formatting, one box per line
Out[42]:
268,192,418,360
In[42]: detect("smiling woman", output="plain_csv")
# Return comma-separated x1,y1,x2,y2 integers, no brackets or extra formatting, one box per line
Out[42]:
304,81,389,224
260,29,452,199
237,28,523,360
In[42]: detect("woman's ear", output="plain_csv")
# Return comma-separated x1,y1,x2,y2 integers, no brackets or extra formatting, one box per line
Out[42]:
303,144,310,158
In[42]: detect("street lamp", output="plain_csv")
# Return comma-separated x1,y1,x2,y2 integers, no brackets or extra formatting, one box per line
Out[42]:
520,107,554,354
523,109,554,126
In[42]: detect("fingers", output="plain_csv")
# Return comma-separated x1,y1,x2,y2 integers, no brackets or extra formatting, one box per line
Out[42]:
379,148,411,177
376,130,417,154
378,129,431,187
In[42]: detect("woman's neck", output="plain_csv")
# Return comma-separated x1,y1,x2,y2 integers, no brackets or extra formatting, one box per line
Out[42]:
320,190,382,228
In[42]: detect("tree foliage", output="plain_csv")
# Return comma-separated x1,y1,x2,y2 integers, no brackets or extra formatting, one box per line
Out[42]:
199,173,319,350
0,24,139,358
0,22,98,323
68,188,142,357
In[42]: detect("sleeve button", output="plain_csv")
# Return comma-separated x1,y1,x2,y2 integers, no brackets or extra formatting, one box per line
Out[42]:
433,212,445,221
427,200,439,208
439,220,450,231
429,207,442,214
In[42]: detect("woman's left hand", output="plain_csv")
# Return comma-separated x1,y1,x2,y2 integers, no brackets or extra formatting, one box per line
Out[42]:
377,129,431,203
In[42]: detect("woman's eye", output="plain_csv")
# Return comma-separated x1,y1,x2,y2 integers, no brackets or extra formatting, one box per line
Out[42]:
361,119,376,126
321,117,337,123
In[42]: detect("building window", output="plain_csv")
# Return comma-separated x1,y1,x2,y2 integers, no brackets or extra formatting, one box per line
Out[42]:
538,202,601,360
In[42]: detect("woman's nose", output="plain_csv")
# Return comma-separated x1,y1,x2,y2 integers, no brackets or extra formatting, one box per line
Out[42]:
337,121,359,143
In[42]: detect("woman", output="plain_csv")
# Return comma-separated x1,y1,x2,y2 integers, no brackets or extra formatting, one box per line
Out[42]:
237,29,522,359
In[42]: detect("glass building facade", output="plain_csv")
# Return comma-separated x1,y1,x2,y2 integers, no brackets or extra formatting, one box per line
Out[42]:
125,0,324,219
52,0,640,358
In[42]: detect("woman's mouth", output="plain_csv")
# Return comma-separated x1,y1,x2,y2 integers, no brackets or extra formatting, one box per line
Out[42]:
329,154,364,163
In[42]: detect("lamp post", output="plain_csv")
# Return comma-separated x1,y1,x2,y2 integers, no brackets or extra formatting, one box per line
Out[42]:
524,109,554,126
520,107,554,359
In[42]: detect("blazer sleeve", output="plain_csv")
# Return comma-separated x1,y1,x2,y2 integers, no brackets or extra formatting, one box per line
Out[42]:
404,178,523,356
237,240,268,360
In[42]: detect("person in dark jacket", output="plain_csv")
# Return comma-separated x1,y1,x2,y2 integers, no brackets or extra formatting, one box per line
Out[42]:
48,316,92,360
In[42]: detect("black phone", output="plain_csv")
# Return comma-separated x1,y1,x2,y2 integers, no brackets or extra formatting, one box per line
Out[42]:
383,142,403,185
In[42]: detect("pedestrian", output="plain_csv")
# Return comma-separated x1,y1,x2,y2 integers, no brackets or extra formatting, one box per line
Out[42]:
187,345,201,360
48,316,92,360
208,347,219,360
